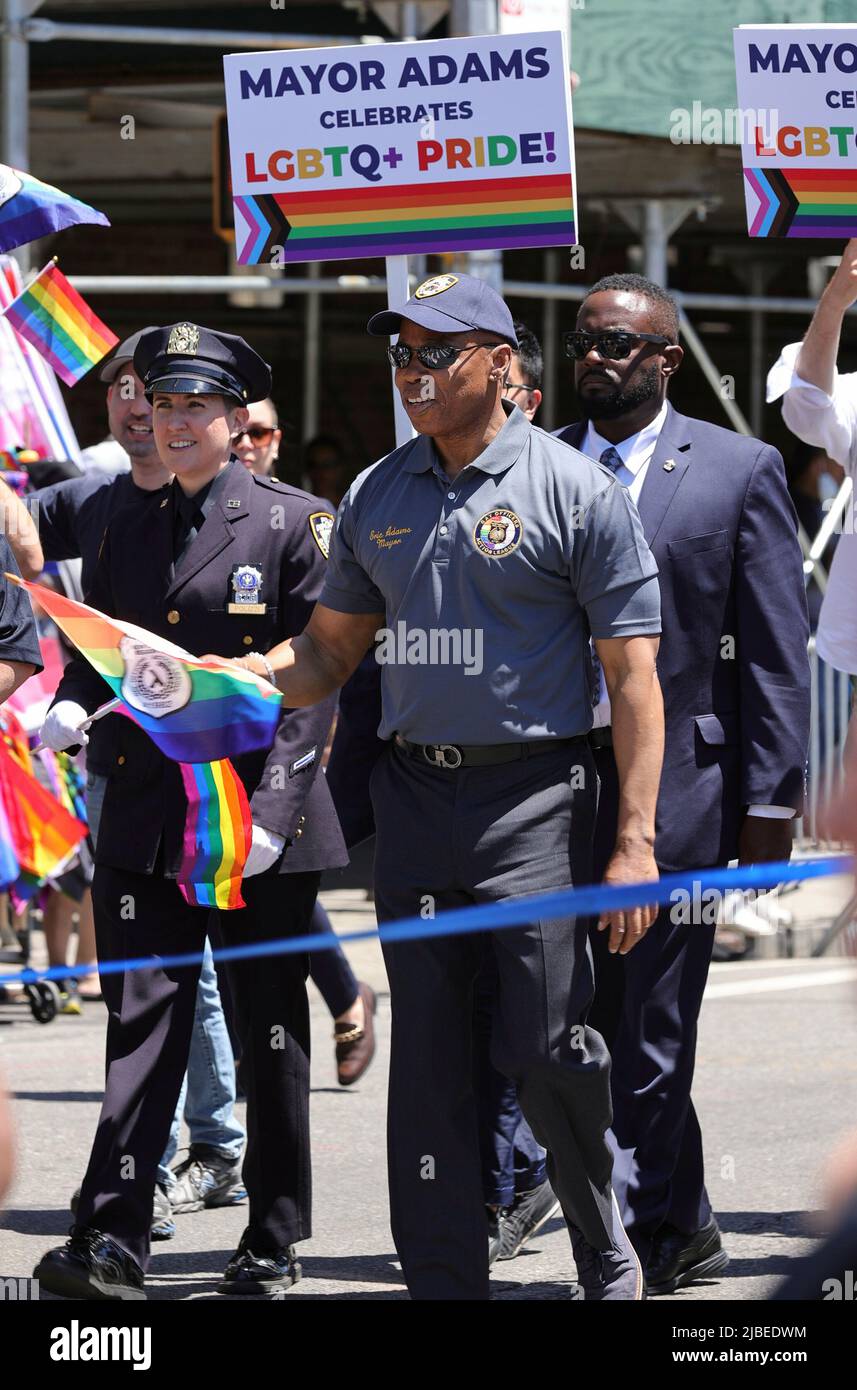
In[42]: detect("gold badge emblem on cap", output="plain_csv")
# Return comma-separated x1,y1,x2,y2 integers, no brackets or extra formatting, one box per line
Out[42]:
166,322,200,356
414,274,459,299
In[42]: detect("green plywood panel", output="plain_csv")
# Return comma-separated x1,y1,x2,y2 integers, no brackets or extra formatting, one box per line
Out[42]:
569,0,854,140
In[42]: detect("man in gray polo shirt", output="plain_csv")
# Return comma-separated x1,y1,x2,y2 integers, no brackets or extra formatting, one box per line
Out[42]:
230,273,664,1301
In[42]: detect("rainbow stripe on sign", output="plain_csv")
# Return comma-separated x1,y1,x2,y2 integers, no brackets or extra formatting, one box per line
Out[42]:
2,261,118,386
745,167,857,238
235,172,576,265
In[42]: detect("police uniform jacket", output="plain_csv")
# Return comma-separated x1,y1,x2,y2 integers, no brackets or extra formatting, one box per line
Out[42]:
52,458,347,878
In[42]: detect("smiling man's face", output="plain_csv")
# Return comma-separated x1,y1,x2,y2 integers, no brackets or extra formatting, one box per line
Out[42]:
393,320,510,442
152,391,248,489
106,368,158,463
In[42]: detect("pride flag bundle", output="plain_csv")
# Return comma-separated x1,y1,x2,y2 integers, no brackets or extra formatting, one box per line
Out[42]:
6,576,283,910
0,739,88,902
1,260,118,387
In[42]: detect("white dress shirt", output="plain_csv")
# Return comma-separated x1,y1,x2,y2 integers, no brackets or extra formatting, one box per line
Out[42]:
580,400,666,729
767,341,857,677
580,401,793,819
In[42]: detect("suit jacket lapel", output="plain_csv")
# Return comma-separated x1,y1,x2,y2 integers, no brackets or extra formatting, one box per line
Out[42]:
165,460,251,600
635,403,692,547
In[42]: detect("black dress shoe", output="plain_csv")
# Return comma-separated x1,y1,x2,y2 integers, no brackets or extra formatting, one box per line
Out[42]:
647,1218,729,1294
35,1227,146,1301
218,1233,302,1296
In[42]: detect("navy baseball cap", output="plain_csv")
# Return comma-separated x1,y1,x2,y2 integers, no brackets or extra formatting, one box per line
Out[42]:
98,329,157,383
133,323,272,405
367,273,519,348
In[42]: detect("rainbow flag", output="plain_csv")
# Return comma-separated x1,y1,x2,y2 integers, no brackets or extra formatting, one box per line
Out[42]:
6,575,281,910
235,172,576,265
745,167,857,239
1,260,118,387
180,761,251,910
0,740,88,895
0,165,110,255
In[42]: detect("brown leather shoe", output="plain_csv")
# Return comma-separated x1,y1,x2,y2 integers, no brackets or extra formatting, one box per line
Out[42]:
335,982,377,1086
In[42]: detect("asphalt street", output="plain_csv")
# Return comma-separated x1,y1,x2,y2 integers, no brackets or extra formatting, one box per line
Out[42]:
1,886,856,1303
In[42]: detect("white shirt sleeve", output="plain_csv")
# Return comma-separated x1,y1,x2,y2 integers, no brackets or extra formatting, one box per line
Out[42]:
766,341,857,476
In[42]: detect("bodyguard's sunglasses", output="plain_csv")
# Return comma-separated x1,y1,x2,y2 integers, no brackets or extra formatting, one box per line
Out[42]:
235,425,275,445
387,341,505,371
563,330,672,362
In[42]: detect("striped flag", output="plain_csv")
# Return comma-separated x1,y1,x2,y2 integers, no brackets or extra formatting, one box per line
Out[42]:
1,260,118,387
0,165,110,255
5,575,284,910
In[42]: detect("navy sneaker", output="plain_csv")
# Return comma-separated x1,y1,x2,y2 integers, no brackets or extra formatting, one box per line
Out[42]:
496,1179,560,1261
647,1218,729,1295
169,1144,246,1213
218,1233,302,1296
487,1207,507,1266
569,1195,645,1300
35,1226,146,1301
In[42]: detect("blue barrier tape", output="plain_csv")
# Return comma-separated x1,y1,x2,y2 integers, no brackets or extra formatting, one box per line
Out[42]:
0,855,850,989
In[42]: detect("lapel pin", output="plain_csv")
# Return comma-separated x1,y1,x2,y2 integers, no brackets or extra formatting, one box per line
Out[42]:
226,499,241,509
159,497,169,507
663,459,676,472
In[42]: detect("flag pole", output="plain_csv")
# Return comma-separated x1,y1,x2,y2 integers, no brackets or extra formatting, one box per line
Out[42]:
31,696,121,755
385,254,416,449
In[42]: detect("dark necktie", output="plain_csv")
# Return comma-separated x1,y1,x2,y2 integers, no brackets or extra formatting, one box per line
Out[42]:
173,491,205,564
600,445,625,477
591,447,626,709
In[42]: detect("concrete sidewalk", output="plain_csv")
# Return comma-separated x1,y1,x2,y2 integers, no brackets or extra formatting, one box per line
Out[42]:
1,887,856,1300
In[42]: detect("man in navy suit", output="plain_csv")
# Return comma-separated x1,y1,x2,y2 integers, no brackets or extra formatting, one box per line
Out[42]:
556,273,811,1293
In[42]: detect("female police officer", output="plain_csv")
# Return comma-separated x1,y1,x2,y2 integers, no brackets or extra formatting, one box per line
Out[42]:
35,323,346,1299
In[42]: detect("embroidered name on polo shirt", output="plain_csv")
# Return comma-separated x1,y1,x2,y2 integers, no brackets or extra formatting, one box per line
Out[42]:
370,525,412,550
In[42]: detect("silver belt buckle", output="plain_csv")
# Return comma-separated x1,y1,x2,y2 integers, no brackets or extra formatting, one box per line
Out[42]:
423,743,463,770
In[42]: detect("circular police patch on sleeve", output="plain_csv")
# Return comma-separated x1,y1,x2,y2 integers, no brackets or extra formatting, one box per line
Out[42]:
309,511,334,559
473,509,523,557
414,274,459,299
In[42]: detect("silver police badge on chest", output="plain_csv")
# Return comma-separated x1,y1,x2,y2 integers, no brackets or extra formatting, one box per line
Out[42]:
119,638,192,718
228,564,266,614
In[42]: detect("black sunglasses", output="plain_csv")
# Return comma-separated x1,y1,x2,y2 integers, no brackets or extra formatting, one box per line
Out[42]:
387,341,504,371
563,330,672,362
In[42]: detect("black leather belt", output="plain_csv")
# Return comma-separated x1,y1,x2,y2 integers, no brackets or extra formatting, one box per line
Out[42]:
588,727,613,750
393,734,587,770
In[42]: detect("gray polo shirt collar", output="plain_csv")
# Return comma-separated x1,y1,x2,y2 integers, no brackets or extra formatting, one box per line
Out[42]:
402,400,529,477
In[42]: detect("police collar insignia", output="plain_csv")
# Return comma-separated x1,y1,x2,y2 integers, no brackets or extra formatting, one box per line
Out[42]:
228,564,266,614
119,638,192,718
167,322,200,355
309,511,334,559
473,508,523,558
414,274,459,299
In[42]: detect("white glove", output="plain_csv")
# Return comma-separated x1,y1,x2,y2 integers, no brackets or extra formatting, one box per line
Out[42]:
40,701,90,751
243,823,286,878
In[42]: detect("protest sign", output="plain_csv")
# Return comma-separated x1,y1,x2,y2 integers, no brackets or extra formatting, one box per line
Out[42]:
222,31,576,266
734,24,857,239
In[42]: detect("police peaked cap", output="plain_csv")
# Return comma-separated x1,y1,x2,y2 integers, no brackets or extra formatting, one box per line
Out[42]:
134,323,272,405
